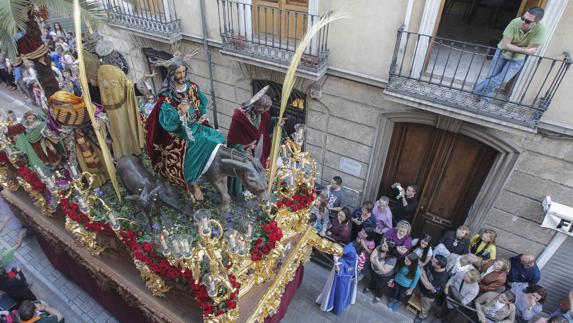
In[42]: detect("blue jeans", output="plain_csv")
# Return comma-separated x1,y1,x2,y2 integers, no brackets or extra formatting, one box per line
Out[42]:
473,49,525,100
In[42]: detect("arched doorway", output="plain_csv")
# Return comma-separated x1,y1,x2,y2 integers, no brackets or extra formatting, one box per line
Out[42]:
377,123,498,239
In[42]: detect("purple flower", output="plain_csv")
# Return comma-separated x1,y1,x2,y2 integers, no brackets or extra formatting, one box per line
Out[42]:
56,178,69,186
152,223,161,231
94,188,104,197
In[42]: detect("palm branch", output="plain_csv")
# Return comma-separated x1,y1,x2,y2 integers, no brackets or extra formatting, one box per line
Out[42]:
0,0,105,59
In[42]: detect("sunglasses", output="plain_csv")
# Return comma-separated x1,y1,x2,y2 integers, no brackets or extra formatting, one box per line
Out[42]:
521,16,536,24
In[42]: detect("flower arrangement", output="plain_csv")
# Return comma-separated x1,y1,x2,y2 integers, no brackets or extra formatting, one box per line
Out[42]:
250,219,283,261
61,196,239,318
276,181,316,212
15,162,47,192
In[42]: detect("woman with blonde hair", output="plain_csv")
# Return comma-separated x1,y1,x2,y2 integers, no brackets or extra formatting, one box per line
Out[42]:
384,220,412,255
469,228,497,261
479,258,510,293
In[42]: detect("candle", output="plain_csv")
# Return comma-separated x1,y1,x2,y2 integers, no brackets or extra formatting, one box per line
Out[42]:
289,175,294,187
181,238,190,254
229,234,237,251
78,198,89,212
200,217,210,235
46,177,56,188
69,164,79,178
301,159,306,169
172,239,181,255
282,145,287,158
108,212,118,227
238,239,246,254
246,224,253,239
34,166,46,178
208,277,216,294
159,234,168,251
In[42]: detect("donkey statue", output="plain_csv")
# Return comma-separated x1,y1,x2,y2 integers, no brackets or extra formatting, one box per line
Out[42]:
118,135,267,213
203,136,268,210
117,155,193,218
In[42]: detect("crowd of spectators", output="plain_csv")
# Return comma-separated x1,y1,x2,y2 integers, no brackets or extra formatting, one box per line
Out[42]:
0,22,80,106
311,176,572,323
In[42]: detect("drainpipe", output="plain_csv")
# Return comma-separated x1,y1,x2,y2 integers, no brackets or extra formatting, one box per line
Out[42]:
199,0,219,129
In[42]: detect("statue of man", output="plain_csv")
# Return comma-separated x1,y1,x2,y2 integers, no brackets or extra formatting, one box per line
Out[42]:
145,56,224,201
7,111,60,170
226,87,273,198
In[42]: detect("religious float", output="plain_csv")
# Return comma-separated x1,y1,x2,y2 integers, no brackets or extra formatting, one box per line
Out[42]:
0,2,342,322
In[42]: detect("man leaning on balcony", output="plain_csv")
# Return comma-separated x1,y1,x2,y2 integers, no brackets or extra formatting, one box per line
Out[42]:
473,7,547,102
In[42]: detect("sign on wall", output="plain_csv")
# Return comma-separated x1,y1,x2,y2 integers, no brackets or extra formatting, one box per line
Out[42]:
339,157,362,177
542,196,573,237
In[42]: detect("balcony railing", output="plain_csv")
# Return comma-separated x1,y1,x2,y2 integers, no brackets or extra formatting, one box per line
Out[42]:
217,0,331,77
104,0,181,41
386,27,571,128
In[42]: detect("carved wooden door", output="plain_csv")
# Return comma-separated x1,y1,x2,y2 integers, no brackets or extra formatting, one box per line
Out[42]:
378,123,497,239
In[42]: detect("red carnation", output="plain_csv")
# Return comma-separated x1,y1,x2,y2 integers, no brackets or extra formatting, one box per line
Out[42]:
226,299,237,309
143,242,153,252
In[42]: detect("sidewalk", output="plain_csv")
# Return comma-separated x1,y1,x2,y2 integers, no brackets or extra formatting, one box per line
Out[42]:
0,197,117,323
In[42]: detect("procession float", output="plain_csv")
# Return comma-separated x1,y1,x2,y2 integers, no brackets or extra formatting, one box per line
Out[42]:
0,1,342,322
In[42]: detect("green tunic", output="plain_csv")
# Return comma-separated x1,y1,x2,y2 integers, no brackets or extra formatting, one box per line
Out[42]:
159,87,224,185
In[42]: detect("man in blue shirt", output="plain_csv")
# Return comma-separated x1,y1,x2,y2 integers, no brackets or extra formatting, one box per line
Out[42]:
508,253,541,286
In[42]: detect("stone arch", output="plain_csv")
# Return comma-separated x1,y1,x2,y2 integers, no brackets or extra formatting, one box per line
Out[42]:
363,110,521,230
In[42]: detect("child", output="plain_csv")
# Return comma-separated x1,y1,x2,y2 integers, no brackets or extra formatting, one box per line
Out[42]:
387,253,421,311
311,191,329,236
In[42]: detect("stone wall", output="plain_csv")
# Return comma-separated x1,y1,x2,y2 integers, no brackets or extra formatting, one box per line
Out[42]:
483,132,573,258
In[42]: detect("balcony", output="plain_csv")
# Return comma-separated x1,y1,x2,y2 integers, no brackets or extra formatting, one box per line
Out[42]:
385,28,571,131
216,0,332,80
104,0,181,43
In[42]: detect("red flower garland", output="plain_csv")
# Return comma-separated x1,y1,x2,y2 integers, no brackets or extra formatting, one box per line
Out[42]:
60,198,115,235
16,163,46,192
59,199,240,317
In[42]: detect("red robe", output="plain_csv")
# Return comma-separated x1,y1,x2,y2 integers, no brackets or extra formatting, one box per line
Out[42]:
226,108,271,167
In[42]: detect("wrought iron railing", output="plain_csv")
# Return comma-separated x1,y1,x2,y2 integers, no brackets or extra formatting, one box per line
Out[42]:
216,0,331,73
387,27,571,128
104,0,181,38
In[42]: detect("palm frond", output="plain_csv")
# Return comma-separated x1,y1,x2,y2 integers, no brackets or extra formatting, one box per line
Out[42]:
266,12,344,194
0,0,28,49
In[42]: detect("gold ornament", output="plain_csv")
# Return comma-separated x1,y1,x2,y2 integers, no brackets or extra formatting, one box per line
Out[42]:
65,217,105,256
134,259,171,297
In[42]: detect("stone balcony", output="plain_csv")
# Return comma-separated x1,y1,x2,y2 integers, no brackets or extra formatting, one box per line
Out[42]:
384,27,572,132
104,0,182,43
216,0,332,80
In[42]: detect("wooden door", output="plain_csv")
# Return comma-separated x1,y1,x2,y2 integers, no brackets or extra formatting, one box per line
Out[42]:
517,0,546,17
253,0,308,43
378,123,497,240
